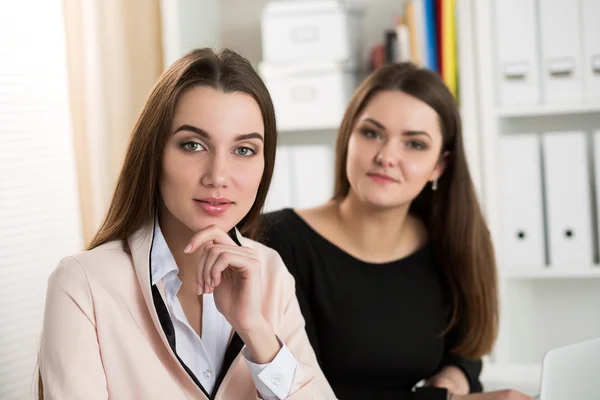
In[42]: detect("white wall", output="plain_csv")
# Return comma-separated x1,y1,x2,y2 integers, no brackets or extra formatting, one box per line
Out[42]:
161,0,221,68
0,1,84,398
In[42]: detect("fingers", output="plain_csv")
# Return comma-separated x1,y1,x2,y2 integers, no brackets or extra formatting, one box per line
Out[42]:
202,245,247,290
196,241,213,294
184,225,236,255
209,251,260,289
196,244,256,295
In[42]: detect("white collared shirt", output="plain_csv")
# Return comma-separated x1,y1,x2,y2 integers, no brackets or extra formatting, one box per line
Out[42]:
150,220,297,399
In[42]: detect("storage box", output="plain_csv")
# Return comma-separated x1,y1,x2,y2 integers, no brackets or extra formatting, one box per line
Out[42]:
260,61,361,131
261,0,364,65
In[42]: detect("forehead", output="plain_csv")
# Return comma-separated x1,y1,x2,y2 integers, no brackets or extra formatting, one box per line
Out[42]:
358,90,441,136
172,86,264,138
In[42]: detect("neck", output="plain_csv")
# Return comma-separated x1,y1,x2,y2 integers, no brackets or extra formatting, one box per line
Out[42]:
336,192,417,261
158,210,200,297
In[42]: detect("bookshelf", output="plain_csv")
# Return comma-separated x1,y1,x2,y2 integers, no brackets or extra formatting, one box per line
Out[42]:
472,0,600,395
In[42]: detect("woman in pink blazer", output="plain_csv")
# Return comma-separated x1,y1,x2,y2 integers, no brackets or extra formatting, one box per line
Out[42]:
38,48,336,400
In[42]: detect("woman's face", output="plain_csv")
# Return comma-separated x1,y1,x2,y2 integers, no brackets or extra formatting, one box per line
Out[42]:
160,86,265,234
345,90,446,210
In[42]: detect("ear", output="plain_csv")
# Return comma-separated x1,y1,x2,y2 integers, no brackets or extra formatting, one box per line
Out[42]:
429,151,450,182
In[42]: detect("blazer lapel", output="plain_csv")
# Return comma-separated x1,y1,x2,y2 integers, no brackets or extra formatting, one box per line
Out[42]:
128,221,208,399
129,222,247,399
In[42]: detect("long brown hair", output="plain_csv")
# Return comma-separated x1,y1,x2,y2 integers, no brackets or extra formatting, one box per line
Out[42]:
37,48,277,398
89,47,277,249
333,62,498,359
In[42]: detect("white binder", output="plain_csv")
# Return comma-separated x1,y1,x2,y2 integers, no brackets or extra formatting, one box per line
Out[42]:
594,131,600,259
263,146,294,213
542,131,593,267
539,0,585,103
582,0,600,101
498,134,545,268
290,144,334,209
493,0,540,106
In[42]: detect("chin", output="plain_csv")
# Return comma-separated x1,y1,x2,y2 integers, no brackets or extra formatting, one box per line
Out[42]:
179,212,236,234
194,218,237,234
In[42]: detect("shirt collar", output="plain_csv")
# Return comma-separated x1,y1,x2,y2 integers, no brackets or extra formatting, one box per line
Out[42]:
150,218,179,286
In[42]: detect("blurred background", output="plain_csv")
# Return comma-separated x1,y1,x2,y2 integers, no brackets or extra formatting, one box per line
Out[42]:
2,0,600,398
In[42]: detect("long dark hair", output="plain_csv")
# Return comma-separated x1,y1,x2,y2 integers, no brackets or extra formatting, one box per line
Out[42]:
90,48,277,249
37,47,277,398
333,62,498,359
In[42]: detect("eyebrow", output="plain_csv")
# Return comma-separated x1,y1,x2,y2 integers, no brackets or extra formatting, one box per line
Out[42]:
361,118,432,140
173,124,264,142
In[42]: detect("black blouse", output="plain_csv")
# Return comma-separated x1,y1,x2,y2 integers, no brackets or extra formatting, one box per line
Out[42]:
259,209,483,400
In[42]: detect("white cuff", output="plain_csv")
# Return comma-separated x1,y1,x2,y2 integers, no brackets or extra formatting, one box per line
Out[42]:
243,337,298,400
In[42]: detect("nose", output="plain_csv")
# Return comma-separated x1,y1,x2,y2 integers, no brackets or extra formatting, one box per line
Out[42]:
200,152,228,188
375,142,399,167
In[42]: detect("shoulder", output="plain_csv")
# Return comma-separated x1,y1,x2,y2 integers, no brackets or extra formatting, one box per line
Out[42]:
44,240,130,320
260,204,333,242
260,208,298,233
258,208,303,251
48,240,131,291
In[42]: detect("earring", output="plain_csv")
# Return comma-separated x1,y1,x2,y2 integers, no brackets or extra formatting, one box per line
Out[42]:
432,179,438,191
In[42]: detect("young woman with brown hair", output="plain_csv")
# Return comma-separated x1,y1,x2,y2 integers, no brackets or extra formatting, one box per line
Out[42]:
260,63,533,400
37,48,335,399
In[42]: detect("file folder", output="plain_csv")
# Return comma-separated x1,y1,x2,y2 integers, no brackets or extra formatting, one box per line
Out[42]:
542,131,593,267
493,0,540,106
498,134,545,268
539,0,585,102
582,0,600,101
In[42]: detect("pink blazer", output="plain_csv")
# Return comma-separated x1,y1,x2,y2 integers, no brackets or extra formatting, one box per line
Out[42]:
39,221,336,399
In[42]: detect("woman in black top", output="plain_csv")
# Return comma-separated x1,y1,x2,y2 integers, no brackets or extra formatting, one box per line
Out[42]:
260,63,533,400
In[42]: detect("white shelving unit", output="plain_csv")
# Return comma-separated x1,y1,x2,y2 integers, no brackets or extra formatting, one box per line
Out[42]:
496,103,600,118
471,0,600,396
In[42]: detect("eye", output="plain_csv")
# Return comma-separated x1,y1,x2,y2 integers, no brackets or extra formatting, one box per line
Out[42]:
181,142,206,152
407,140,427,150
234,146,256,157
361,128,381,140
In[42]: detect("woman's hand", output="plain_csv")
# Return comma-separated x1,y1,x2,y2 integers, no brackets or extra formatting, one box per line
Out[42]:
184,225,281,364
185,224,263,332
453,390,536,400
426,366,470,394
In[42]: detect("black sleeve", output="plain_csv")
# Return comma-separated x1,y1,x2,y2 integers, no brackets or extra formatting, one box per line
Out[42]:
259,212,322,364
443,355,483,393
440,324,483,393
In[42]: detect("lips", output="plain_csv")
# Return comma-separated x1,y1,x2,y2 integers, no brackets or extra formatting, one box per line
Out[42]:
194,198,233,215
197,197,232,204
367,172,398,184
